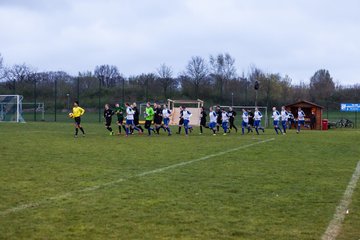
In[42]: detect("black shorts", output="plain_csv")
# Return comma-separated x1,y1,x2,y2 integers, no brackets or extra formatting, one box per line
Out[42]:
117,116,124,124
179,118,184,125
154,117,162,125
217,119,222,125
144,120,152,129
74,117,81,125
105,118,112,126
200,119,206,126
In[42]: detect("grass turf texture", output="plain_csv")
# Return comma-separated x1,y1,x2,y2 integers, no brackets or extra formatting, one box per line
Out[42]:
0,122,359,239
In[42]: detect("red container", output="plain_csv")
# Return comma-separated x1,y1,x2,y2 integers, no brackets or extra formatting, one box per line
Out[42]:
322,119,328,130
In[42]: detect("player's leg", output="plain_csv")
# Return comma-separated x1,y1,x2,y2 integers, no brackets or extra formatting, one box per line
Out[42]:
282,120,287,133
184,120,189,135
222,122,228,135
297,120,301,133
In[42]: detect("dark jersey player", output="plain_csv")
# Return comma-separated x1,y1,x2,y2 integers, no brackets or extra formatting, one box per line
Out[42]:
176,106,184,134
199,107,208,134
104,104,115,135
228,107,238,133
131,102,144,134
114,103,126,134
154,103,165,134
216,105,222,132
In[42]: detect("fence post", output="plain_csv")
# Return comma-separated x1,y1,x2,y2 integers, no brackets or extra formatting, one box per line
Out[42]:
34,77,37,121
54,79,57,122
98,78,101,123
77,77,80,102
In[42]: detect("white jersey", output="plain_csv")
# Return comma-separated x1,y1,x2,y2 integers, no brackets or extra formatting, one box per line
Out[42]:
254,110,263,121
162,109,171,118
182,110,192,120
222,112,229,122
242,112,249,123
298,110,305,121
126,107,134,120
281,110,289,121
272,110,281,121
209,111,217,123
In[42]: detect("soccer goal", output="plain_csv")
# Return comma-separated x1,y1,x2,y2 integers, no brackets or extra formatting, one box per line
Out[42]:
217,105,268,127
168,99,204,126
0,95,26,123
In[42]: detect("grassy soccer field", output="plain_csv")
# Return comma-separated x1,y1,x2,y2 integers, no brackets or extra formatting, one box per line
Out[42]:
0,122,359,240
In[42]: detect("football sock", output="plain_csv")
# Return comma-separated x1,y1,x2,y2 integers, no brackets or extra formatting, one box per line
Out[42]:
75,128,78,135
80,127,85,134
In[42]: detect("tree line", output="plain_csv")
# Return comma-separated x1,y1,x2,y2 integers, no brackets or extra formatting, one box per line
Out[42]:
0,53,359,110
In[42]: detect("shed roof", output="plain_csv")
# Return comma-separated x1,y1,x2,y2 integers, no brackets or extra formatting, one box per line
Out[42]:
285,100,323,109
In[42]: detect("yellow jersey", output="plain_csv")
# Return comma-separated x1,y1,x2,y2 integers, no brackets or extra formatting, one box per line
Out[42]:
72,106,85,118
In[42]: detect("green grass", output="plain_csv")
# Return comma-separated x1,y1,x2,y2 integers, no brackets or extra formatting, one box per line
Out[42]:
0,122,359,239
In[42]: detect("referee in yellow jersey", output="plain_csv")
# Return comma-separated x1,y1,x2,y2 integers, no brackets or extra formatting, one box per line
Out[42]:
72,101,85,137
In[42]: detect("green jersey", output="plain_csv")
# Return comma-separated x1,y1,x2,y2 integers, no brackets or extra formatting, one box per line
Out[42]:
145,107,154,121
114,106,125,118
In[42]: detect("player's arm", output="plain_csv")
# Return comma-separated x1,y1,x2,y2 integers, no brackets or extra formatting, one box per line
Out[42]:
79,107,85,115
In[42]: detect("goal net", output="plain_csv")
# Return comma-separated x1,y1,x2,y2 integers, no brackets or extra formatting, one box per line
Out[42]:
168,99,204,126
217,105,268,127
0,95,26,123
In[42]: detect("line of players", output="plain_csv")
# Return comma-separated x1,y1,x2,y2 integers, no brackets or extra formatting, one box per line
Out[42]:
70,101,309,137
102,103,268,137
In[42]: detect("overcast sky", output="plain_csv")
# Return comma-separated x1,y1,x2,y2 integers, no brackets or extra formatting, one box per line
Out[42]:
0,0,359,85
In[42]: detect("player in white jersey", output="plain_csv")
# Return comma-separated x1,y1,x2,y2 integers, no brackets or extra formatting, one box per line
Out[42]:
241,109,252,135
221,109,229,135
297,107,309,133
254,107,265,134
280,106,289,134
182,106,192,136
162,104,172,136
209,107,217,135
125,103,142,136
272,107,283,135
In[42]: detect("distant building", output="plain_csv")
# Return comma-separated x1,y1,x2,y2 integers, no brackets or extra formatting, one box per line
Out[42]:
285,100,323,130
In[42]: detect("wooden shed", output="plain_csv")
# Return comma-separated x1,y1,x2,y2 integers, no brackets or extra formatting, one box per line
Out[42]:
285,100,324,130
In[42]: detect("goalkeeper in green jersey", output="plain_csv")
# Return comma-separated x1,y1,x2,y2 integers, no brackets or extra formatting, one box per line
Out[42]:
114,103,126,135
144,102,156,136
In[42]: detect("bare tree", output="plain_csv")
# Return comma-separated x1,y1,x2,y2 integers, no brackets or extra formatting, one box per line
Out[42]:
94,65,120,87
0,53,4,81
209,53,237,101
4,63,34,92
183,56,209,98
156,64,174,99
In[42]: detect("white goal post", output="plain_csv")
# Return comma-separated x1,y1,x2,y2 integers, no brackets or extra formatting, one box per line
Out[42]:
0,95,25,123
217,105,268,127
167,99,204,126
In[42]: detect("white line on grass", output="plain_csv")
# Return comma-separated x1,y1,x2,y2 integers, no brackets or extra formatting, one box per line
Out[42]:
321,160,360,240
0,138,275,216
